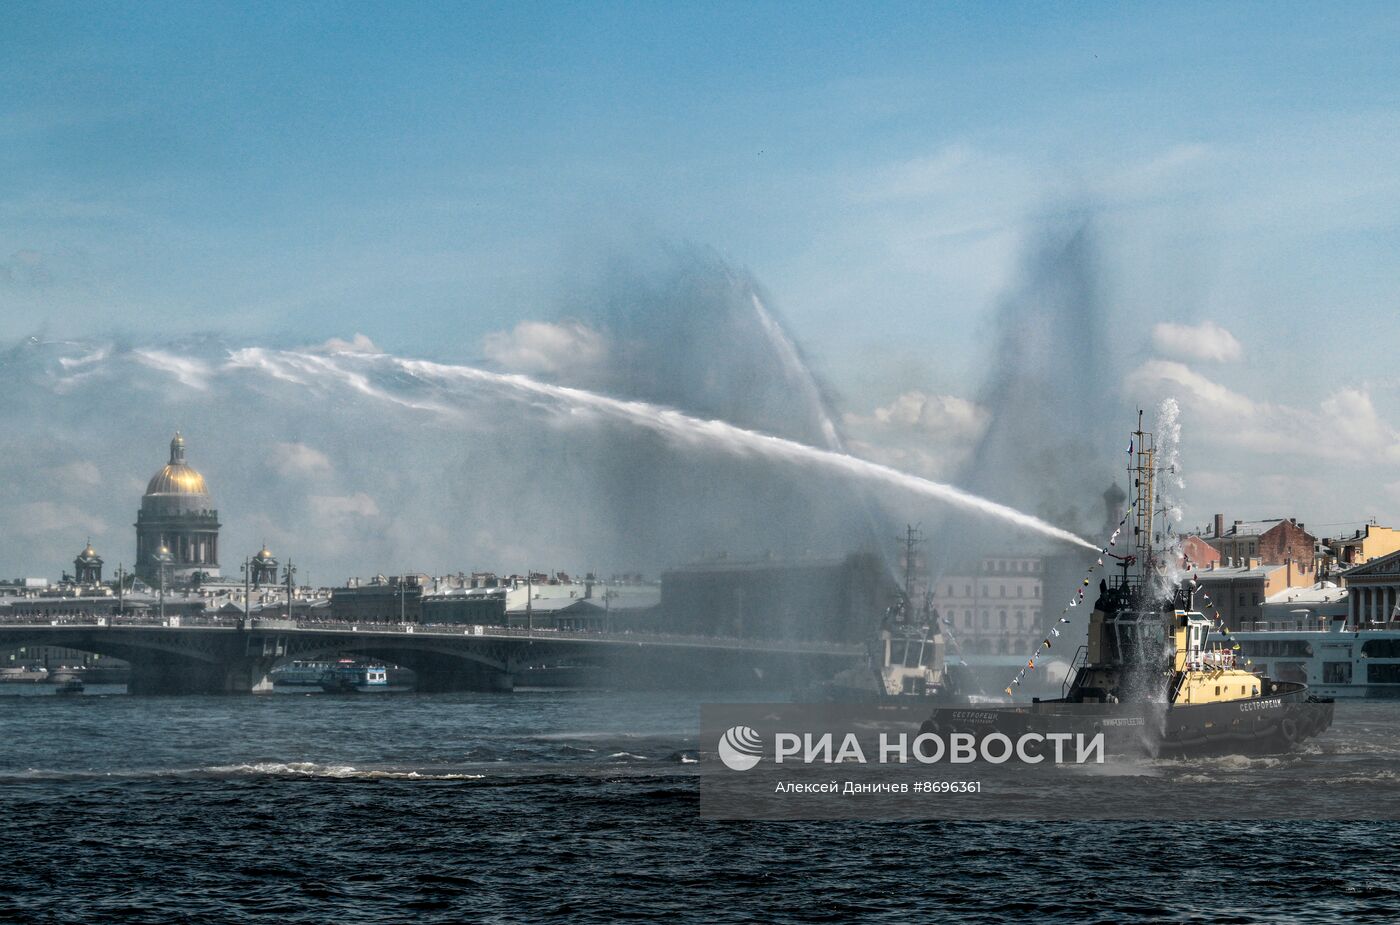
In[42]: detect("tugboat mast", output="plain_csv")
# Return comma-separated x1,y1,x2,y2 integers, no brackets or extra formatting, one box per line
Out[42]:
899,524,923,622
1131,409,1157,581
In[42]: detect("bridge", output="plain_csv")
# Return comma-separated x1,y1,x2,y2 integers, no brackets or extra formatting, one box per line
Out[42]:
0,615,864,694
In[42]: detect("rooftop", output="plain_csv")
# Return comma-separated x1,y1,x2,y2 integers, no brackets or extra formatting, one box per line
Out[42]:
1210,517,1315,539
1265,582,1345,605
1194,563,1285,580
1218,519,1284,538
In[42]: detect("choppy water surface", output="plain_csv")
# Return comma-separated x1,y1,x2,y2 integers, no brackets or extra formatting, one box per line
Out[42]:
2,691,1398,923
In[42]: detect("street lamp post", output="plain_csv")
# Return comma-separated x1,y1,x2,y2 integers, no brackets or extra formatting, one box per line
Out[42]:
283,559,296,622
240,556,251,630
156,545,174,623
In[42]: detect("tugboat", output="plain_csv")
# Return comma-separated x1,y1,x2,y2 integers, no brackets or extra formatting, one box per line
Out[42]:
318,660,390,693
805,526,949,701
925,414,1334,756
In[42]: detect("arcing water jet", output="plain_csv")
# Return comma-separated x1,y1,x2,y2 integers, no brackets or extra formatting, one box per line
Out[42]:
227,347,1099,552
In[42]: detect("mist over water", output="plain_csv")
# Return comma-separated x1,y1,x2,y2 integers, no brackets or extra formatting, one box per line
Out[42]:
942,221,1127,563
552,247,886,578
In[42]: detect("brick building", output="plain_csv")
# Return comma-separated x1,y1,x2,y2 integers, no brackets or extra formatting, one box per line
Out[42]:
1204,514,1317,575
1179,535,1221,570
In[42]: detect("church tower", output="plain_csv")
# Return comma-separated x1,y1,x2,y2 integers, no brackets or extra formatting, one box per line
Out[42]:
73,540,103,584
1102,482,1128,539
250,545,279,588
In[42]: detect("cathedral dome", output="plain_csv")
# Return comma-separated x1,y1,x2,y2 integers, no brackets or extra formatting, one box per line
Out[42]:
135,432,221,584
145,432,210,497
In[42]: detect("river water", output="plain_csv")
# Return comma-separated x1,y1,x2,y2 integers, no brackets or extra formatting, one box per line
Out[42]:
2,688,1398,923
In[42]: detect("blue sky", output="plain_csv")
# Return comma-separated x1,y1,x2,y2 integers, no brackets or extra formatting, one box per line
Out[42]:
4,2,1400,573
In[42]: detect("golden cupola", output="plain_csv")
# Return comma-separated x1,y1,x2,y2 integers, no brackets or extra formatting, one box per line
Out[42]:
145,432,209,497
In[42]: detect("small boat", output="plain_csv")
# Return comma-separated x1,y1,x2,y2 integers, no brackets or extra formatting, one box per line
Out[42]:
53,678,85,695
318,660,390,693
272,659,337,687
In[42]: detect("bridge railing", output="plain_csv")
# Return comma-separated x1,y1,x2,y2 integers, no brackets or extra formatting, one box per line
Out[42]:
0,612,235,628
287,619,860,652
0,611,860,653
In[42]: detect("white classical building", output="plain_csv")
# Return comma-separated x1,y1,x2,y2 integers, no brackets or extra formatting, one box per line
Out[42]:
1342,549,1400,626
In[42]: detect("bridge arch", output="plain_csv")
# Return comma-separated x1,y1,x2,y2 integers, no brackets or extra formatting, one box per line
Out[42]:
0,627,246,694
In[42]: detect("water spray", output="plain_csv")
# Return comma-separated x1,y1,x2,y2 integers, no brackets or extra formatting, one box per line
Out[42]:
227,347,1098,552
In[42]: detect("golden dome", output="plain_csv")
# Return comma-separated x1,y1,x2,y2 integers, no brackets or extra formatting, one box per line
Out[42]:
145,431,210,496
78,541,99,560
255,545,275,560
146,464,209,496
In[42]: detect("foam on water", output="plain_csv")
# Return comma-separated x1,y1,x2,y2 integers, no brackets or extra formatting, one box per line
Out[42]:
204,762,488,780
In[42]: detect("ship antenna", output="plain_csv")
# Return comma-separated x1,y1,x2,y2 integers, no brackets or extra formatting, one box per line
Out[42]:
898,524,923,623
1129,409,1157,599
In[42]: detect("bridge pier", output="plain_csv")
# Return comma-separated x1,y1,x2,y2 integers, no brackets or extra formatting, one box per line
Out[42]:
220,658,277,694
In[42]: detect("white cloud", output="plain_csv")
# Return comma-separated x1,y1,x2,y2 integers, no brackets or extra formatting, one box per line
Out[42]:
869,392,986,437
856,143,978,203
481,320,608,381
270,442,333,477
57,460,102,488
1151,321,1243,363
132,349,210,390
13,502,106,538
1125,363,1400,464
1321,389,1396,457
1103,143,1214,200
58,346,110,370
843,391,988,480
0,249,52,286
309,493,380,519
320,333,379,353
1125,360,1254,418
